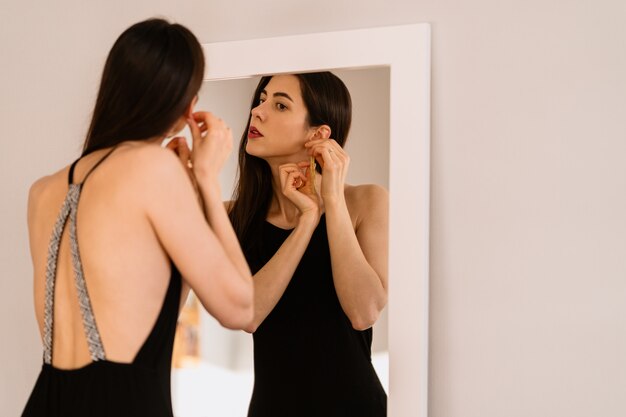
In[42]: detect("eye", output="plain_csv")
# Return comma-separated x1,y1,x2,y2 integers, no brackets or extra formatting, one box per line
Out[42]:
276,103,287,111
258,97,266,105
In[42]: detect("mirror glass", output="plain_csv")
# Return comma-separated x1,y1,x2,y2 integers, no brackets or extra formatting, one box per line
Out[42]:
166,23,431,417
171,66,390,417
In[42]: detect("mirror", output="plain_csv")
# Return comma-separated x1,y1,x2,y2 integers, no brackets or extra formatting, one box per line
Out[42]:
173,24,430,417
173,67,391,417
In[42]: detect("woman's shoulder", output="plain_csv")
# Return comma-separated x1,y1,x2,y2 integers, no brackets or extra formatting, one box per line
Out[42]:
344,184,389,228
77,143,187,194
28,165,72,208
27,166,74,233
101,144,193,210
29,144,183,207
345,183,389,207
110,142,181,176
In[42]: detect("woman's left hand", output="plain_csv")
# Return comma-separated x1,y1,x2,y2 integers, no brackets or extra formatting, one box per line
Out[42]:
165,136,202,204
166,136,196,184
305,138,350,203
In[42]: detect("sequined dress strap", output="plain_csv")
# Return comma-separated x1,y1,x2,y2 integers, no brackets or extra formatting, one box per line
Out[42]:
43,147,118,365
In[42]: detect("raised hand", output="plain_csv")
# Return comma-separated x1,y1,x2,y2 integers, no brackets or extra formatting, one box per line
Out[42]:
165,136,193,178
278,161,321,220
304,138,350,203
186,111,233,183
165,136,202,203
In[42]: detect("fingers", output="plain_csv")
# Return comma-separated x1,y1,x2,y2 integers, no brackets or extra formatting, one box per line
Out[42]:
187,111,234,172
176,138,191,168
276,163,321,214
310,144,343,170
316,146,335,171
187,111,226,146
186,116,202,149
166,137,192,168
187,113,210,149
279,164,306,192
304,138,343,152
296,160,311,173
165,138,179,152
305,138,348,169
285,170,306,191
306,139,344,156
190,111,228,133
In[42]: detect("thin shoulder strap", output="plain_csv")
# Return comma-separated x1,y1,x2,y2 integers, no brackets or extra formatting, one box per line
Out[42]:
44,146,120,364
68,159,80,185
68,145,119,185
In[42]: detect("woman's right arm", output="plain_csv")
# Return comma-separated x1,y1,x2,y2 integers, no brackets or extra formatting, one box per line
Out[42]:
244,212,318,333
186,113,252,283
240,162,321,333
141,147,253,330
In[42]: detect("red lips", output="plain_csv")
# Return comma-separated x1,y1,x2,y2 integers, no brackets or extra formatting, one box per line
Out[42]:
248,126,263,139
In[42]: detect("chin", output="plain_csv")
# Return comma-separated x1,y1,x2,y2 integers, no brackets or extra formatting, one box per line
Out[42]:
245,142,257,155
244,143,266,159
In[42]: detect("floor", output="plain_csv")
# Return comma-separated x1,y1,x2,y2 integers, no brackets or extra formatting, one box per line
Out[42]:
172,351,389,417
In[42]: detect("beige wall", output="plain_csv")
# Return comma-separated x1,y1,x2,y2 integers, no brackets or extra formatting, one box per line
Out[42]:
2,0,625,416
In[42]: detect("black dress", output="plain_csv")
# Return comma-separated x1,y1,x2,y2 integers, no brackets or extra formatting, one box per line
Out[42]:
22,152,182,417
246,215,387,417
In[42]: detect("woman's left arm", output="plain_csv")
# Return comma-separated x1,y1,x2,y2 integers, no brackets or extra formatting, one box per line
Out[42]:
306,139,388,331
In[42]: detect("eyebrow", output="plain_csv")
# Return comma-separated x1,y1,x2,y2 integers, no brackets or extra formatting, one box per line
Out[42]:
261,90,294,103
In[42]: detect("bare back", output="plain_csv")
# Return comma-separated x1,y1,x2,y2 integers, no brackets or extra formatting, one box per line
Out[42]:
28,143,184,369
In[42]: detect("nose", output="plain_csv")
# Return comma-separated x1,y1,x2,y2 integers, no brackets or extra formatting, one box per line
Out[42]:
251,102,266,121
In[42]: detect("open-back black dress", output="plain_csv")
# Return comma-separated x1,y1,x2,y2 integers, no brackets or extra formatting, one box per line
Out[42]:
246,215,387,417
22,152,182,417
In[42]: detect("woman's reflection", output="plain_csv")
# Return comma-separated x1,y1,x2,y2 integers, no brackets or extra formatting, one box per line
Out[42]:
228,73,388,416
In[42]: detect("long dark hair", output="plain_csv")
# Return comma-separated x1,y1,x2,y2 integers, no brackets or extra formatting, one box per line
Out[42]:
82,18,204,156
229,72,352,256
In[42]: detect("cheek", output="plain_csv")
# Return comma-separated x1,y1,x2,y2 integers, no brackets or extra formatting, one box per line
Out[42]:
286,128,309,145
286,121,312,143
282,133,310,153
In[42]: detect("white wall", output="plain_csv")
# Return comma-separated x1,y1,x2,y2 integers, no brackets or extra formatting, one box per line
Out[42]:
2,1,625,416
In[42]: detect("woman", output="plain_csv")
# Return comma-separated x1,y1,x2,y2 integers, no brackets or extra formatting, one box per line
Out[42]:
22,18,253,417
229,73,388,416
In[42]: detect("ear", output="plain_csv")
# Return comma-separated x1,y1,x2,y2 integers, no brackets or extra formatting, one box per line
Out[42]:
313,125,331,140
184,95,199,119
166,96,199,138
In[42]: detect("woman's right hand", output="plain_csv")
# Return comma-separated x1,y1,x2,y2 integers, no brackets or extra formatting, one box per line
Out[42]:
279,162,321,221
186,111,233,183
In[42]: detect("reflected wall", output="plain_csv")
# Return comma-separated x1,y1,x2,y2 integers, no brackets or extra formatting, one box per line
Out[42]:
172,67,390,417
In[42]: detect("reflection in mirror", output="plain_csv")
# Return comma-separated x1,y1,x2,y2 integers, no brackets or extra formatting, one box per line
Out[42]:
172,67,390,417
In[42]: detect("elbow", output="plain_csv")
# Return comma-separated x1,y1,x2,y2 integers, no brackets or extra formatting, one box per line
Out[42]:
350,316,377,331
348,297,387,331
243,321,258,334
349,309,381,331
227,281,255,330
218,296,254,331
218,305,254,331
243,310,259,334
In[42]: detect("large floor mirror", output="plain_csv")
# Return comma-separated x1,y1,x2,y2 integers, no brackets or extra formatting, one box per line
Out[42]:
171,24,431,417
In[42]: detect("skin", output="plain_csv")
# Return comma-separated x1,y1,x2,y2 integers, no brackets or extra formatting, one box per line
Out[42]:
28,101,253,370
235,74,389,332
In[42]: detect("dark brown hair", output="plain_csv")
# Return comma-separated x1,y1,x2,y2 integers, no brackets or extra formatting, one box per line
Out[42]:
229,72,352,256
82,18,204,156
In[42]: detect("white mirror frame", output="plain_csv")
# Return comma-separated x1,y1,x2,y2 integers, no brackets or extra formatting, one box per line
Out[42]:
202,23,431,417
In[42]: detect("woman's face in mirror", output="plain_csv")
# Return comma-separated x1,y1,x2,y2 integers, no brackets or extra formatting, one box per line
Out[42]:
246,74,316,161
